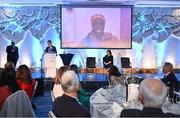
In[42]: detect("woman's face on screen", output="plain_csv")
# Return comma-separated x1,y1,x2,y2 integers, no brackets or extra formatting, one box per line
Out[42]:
92,18,105,35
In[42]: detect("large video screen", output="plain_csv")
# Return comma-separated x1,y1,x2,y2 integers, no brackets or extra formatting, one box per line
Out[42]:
61,5,132,49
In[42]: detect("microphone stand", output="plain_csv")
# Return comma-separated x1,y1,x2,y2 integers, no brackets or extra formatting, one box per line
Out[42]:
40,51,46,79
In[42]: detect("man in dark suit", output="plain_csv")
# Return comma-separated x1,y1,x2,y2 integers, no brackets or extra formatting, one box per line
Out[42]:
44,40,57,54
161,62,178,103
52,70,90,117
6,41,19,67
120,78,180,117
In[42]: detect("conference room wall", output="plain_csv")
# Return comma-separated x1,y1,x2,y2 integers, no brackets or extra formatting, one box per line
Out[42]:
0,7,179,69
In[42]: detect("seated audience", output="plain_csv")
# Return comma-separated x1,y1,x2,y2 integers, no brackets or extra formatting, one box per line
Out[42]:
53,66,69,98
161,62,178,103
108,65,122,86
120,78,180,117
52,70,90,117
16,64,36,99
0,71,20,110
4,62,16,77
70,64,90,110
0,90,35,117
70,64,79,75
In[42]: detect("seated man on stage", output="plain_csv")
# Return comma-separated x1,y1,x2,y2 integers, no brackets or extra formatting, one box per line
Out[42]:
44,40,57,54
120,78,180,117
103,50,113,69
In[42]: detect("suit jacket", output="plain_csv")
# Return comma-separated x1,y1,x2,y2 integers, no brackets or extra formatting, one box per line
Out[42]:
162,72,178,102
120,107,180,117
6,45,19,64
44,46,57,54
162,72,177,86
52,94,90,117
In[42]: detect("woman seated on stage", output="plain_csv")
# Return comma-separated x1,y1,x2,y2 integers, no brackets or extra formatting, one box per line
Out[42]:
16,65,35,100
103,50,113,69
53,66,69,98
108,65,122,86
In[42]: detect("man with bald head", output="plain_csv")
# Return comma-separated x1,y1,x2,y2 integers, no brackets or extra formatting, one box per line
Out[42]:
120,78,180,117
52,70,90,117
80,14,118,48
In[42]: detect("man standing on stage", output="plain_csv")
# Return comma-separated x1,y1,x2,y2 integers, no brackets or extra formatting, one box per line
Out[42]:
44,40,57,54
6,41,19,67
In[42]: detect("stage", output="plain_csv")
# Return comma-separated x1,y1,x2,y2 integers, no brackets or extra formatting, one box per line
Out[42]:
31,67,180,97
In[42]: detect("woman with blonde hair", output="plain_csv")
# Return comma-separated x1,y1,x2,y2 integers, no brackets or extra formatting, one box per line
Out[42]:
53,66,69,98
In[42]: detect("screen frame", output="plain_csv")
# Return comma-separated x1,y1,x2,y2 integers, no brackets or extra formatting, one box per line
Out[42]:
60,4,132,49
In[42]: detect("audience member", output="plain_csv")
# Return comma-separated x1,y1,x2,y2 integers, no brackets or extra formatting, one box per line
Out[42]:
120,78,180,117
70,64,79,75
16,65,35,99
53,66,69,98
0,71,20,110
52,70,90,117
70,64,90,109
108,65,122,86
0,90,35,117
161,62,178,103
4,62,16,77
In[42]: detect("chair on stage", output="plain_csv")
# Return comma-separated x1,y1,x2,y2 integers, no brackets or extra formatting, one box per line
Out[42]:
86,57,96,68
121,57,131,68
86,57,96,73
121,57,132,74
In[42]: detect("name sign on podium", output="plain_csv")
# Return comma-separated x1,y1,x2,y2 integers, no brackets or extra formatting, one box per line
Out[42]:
44,53,56,78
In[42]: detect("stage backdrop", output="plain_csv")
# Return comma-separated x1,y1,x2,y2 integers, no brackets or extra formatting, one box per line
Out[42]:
0,6,179,70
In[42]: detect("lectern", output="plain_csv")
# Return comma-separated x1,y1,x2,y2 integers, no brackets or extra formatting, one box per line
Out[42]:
44,53,56,78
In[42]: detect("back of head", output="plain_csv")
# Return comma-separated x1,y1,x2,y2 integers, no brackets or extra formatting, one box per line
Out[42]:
16,64,32,84
0,70,20,93
60,70,79,94
70,64,78,74
139,78,167,107
4,62,15,71
54,66,69,84
108,65,121,77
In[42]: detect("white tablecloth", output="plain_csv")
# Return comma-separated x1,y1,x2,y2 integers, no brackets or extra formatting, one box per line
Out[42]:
90,85,180,117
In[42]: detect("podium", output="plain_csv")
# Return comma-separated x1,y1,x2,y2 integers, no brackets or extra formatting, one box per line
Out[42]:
59,53,74,66
44,53,56,78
